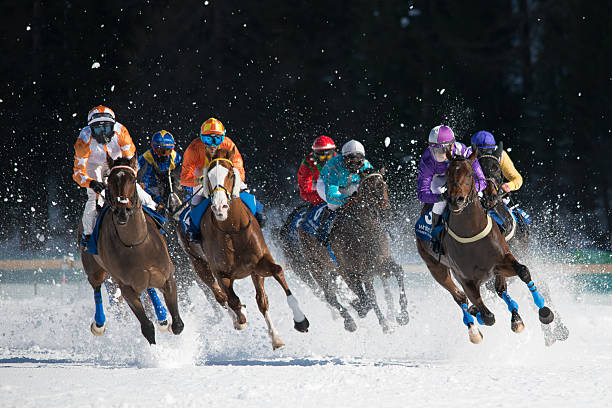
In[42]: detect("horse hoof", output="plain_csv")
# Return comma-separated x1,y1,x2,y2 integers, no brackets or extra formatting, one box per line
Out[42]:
272,340,285,350
171,320,184,335
90,321,106,336
468,324,483,344
539,307,554,324
294,317,310,333
156,320,170,332
234,322,247,330
351,299,370,318
344,318,357,332
396,311,410,326
511,320,525,333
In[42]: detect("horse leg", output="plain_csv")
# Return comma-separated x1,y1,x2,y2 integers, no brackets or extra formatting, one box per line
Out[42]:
217,277,247,330
389,260,410,325
146,288,169,331
462,279,495,326
120,285,156,345
363,277,392,334
251,274,284,349
342,275,371,318
90,285,107,335
493,273,524,333
498,253,554,325
158,276,185,335
258,254,310,332
195,278,226,322
381,277,396,322
317,267,357,332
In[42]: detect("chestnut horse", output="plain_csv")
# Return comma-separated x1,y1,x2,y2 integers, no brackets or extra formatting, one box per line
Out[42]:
297,168,410,333
177,149,309,349
416,150,554,343
80,156,184,344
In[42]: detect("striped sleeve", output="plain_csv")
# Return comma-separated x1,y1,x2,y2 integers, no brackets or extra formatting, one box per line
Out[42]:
117,125,136,158
73,129,93,188
222,137,246,182
500,151,523,191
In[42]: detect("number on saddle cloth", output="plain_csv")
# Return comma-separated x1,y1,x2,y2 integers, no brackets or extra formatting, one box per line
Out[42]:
300,203,335,243
414,208,448,243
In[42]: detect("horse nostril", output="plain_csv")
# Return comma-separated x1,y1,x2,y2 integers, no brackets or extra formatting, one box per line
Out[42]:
457,196,465,203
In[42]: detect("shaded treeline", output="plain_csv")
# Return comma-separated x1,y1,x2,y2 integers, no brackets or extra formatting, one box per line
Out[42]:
0,0,610,252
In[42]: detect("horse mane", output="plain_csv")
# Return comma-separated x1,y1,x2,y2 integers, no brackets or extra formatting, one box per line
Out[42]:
212,148,234,162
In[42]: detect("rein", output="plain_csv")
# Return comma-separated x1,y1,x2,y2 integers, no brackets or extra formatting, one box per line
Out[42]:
107,163,148,247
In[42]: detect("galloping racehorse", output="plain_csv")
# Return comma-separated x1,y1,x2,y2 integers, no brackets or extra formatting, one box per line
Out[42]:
177,149,309,349
80,156,184,344
296,168,409,333
416,150,554,343
479,149,569,345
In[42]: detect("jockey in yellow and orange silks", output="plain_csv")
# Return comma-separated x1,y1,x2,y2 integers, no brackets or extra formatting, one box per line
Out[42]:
73,105,157,248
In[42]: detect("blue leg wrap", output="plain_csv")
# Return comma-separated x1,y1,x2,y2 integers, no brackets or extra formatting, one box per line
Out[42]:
147,288,167,322
501,291,519,313
94,289,106,326
527,281,545,309
461,303,475,327
475,312,484,325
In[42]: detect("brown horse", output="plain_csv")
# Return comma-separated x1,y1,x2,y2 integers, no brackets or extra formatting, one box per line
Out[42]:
80,155,184,344
297,168,410,333
479,150,569,345
177,149,309,349
416,149,554,343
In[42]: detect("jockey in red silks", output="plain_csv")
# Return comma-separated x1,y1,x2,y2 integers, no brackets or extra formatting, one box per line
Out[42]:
417,125,486,255
297,135,337,206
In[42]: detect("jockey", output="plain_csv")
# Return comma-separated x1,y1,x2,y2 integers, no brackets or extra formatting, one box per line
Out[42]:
315,139,373,239
180,117,266,242
417,125,486,255
73,105,158,248
137,130,183,210
298,135,337,206
470,130,523,231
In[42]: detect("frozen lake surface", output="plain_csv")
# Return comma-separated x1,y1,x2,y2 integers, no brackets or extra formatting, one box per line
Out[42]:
1,257,611,407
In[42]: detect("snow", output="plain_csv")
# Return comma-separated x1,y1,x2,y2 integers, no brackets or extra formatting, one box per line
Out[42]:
1,256,611,407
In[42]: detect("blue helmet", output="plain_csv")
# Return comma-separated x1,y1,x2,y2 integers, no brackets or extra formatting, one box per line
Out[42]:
471,131,496,149
151,130,175,149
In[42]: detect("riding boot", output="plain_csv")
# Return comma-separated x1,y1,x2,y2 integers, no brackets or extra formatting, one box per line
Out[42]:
185,231,201,244
499,205,514,234
81,233,91,249
255,208,268,228
316,207,332,245
430,213,444,255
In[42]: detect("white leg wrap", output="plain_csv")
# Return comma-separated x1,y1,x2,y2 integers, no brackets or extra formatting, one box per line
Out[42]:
287,294,306,322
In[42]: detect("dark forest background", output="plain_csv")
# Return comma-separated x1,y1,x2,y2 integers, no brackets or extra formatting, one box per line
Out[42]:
0,0,610,255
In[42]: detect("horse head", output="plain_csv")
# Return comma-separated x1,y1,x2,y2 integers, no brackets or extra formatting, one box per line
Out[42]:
357,167,391,213
202,149,241,221
478,143,504,210
106,155,139,224
445,148,478,213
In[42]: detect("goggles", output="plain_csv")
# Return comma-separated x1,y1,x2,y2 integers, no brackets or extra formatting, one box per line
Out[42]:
429,142,452,156
91,122,114,137
314,149,335,161
153,147,173,157
201,133,225,147
343,153,365,161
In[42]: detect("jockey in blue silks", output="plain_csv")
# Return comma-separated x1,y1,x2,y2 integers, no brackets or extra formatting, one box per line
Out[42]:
137,130,184,209
315,139,373,239
417,125,487,255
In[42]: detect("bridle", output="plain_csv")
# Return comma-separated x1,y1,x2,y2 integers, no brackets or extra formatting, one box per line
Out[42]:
446,159,476,213
478,154,504,209
107,164,148,247
207,157,236,203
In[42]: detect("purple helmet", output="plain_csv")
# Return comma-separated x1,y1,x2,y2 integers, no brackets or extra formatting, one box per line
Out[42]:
471,131,496,148
428,125,455,146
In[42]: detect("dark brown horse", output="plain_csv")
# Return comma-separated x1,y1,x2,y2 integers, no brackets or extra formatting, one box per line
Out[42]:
177,149,309,349
297,168,410,333
479,149,569,345
416,149,554,343
80,156,184,344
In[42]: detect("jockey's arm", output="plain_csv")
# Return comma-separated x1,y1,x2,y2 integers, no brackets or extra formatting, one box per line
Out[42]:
73,129,95,188
220,137,246,182
180,141,203,188
116,126,136,158
416,155,441,204
500,151,523,191
298,160,322,204
470,157,487,192
322,166,348,206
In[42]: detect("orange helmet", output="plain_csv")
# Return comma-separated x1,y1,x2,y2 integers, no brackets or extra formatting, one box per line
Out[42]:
200,118,225,135
87,105,115,125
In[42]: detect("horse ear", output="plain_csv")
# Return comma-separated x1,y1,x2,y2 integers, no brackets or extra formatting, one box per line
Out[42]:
199,169,210,197
445,149,453,162
106,153,114,168
231,168,241,198
495,141,503,159
468,146,478,162
227,148,236,161
129,155,137,168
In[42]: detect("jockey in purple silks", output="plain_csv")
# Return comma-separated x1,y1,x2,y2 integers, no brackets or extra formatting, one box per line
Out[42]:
417,125,487,255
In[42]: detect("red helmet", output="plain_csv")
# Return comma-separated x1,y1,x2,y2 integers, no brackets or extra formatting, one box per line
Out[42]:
312,135,336,151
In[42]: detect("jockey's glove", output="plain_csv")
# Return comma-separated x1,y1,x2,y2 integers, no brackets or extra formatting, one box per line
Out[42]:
89,180,105,194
